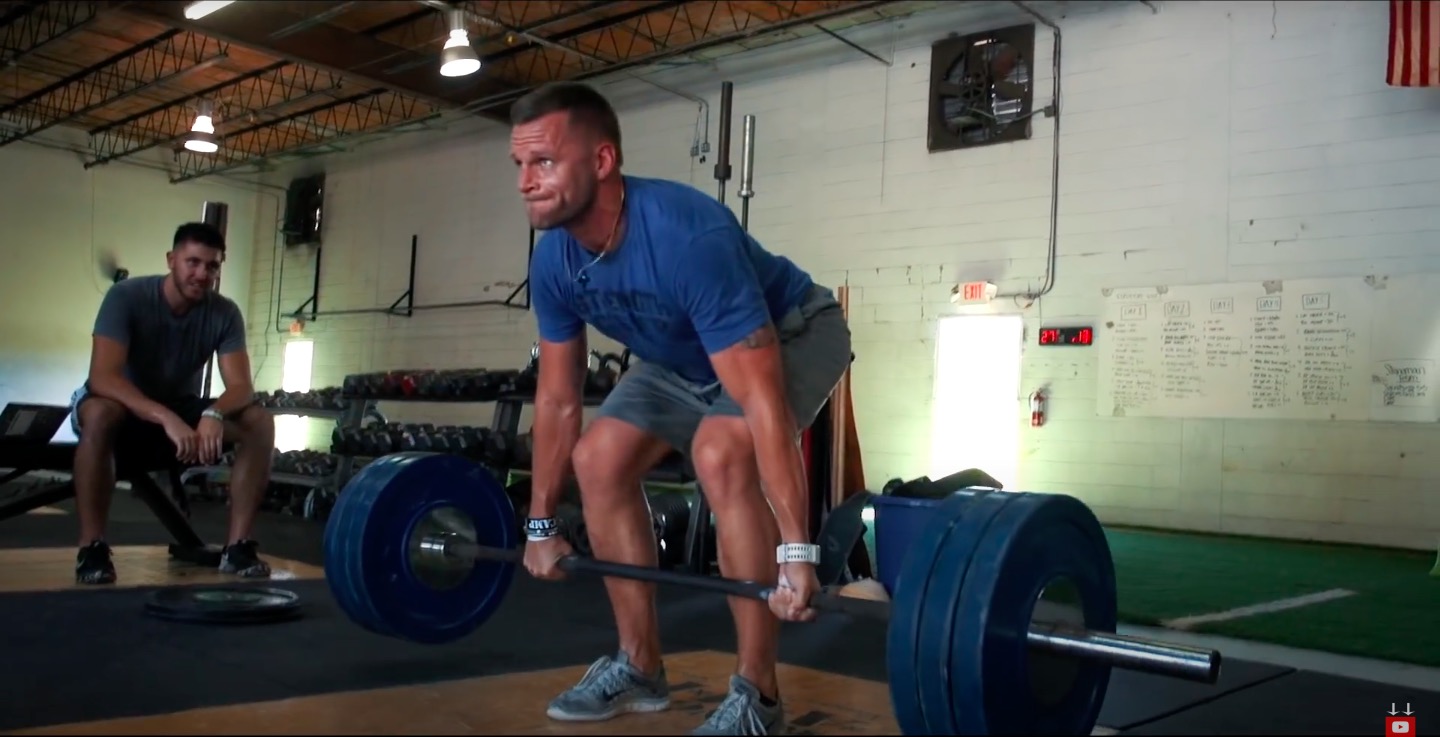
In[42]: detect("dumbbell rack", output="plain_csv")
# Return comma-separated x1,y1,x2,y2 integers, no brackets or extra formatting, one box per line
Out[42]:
180,401,372,498
326,390,607,486
327,388,720,574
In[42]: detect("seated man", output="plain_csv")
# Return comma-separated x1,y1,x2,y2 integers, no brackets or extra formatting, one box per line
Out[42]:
69,222,275,585
510,82,853,735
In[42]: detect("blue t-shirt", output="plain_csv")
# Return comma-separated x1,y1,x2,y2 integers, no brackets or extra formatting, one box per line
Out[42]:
531,175,815,384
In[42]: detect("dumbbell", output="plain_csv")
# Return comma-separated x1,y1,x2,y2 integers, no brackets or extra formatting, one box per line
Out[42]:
401,428,433,453
556,503,592,557
483,430,515,467
376,429,399,456
510,431,534,470
459,426,486,459
646,491,691,568
345,428,367,455
426,370,459,399
591,353,624,394
355,372,386,398
467,370,508,400
430,426,458,453
512,342,541,394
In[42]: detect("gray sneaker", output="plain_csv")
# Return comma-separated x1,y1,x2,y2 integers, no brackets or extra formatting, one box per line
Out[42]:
546,651,670,722
691,675,785,735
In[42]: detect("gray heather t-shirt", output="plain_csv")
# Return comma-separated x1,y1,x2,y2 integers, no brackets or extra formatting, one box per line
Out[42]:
91,275,246,401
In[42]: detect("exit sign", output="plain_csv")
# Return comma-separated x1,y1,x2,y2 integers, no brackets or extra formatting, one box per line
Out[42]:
953,281,997,305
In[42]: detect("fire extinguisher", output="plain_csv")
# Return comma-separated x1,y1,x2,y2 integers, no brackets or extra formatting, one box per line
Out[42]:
1030,389,1047,428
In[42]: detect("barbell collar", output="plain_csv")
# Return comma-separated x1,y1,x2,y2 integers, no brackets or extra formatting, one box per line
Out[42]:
432,535,1220,684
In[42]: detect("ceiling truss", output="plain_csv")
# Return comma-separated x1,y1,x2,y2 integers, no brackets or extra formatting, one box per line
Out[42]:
0,0,941,182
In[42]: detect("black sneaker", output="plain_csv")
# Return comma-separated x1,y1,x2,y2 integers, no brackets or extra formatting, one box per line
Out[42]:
218,539,271,578
76,540,116,585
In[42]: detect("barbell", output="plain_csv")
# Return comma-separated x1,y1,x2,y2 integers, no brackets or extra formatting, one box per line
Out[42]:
322,452,1223,736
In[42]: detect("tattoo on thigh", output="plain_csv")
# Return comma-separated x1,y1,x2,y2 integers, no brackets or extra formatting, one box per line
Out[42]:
743,325,778,349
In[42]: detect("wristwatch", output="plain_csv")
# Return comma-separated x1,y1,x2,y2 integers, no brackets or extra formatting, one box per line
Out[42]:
776,543,821,565
201,407,225,423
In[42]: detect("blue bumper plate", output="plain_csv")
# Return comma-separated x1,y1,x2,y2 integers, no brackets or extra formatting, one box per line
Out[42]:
885,489,1003,734
324,452,518,644
949,492,1118,734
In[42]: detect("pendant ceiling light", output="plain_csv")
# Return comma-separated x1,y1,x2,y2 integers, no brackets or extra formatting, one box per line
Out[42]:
439,8,481,77
184,100,219,154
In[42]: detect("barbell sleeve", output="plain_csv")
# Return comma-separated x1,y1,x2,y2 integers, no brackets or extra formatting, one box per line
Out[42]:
739,114,756,200
436,536,1220,685
1028,622,1221,683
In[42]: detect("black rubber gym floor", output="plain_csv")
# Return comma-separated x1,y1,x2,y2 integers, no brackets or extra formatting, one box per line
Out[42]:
2,493,1437,734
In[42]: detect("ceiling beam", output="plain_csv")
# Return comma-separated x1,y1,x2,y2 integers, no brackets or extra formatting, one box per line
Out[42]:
0,28,229,148
113,0,514,120
172,89,439,183
368,0,627,77
480,0,688,66
456,0,896,116
85,61,354,168
0,1,107,67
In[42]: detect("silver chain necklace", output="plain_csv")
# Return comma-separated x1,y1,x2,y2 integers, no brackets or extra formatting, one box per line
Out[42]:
575,186,626,287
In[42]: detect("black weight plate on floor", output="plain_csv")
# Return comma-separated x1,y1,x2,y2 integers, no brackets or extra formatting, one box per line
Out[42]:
143,586,302,624
914,490,1014,734
885,490,977,735
950,492,1118,734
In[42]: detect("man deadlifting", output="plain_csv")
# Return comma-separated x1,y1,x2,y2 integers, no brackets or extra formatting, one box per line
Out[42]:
511,82,853,735
69,222,275,585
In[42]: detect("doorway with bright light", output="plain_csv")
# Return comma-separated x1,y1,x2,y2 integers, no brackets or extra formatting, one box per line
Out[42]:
929,315,1024,488
274,339,314,452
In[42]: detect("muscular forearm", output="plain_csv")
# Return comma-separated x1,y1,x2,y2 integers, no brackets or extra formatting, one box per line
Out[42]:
211,385,256,417
745,402,811,544
87,374,177,426
528,396,584,518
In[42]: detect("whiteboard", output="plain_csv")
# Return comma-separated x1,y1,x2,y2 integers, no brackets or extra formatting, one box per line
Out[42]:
1367,273,1440,424
1095,277,1385,421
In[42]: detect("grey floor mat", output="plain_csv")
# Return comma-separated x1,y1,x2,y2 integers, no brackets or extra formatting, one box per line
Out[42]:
1124,669,1438,734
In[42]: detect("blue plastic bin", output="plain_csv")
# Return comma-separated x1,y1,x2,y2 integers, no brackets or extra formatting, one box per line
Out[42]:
869,494,945,596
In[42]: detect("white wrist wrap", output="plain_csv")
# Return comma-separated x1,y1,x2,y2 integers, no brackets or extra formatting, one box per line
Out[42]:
776,543,820,565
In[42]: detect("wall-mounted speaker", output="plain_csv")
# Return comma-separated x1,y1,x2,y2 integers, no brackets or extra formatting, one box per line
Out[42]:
202,201,229,238
283,174,325,248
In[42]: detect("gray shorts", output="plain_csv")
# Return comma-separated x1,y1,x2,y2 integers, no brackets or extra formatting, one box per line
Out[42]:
595,285,853,454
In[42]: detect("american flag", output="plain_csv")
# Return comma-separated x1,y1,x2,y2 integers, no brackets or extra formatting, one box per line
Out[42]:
1388,0,1440,86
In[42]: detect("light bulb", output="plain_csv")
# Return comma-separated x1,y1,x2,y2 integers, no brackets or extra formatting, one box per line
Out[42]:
439,29,481,77
184,1,236,20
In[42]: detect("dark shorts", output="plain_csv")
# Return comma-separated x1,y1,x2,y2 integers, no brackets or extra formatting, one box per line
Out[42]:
68,383,214,446
595,284,854,454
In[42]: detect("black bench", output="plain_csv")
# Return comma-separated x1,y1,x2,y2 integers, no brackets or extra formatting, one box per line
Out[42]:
0,403,223,566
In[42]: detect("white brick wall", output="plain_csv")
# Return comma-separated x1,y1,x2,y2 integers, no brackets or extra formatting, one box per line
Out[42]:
249,0,1440,550
0,130,261,438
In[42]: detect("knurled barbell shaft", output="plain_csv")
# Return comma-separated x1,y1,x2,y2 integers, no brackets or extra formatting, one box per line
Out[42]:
429,535,1220,685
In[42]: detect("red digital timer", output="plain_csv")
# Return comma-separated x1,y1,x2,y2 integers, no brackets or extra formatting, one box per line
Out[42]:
1039,326,1094,346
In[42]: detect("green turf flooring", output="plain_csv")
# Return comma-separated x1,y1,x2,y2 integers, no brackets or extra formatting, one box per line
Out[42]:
1107,527,1440,667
